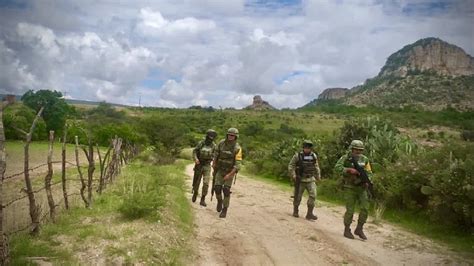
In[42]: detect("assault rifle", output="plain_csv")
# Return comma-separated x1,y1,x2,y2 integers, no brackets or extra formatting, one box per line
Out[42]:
350,156,374,197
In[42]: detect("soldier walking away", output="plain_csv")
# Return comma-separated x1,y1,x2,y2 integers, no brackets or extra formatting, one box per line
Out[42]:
212,128,242,218
288,140,321,221
334,140,373,240
192,129,217,207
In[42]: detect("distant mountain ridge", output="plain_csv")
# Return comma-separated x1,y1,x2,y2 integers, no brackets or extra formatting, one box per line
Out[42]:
306,38,474,111
0,94,130,108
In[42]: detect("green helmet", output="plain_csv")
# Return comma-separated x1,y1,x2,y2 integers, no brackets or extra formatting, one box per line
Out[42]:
302,140,313,148
349,140,364,150
227,127,239,137
206,129,217,139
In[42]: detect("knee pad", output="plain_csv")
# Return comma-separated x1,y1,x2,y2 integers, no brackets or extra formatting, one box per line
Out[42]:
223,186,231,197
214,185,222,194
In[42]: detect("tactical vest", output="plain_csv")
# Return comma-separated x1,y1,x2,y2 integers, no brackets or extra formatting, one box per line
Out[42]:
197,141,215,162
216,140,240,171
298,152,318,178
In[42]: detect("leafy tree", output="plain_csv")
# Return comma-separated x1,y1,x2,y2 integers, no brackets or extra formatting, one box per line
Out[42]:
3,103,47,140
21,90,75,136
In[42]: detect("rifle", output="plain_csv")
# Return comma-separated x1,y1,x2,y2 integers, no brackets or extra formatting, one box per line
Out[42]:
192,163,202,192
350,156,374,197
210,167,217,201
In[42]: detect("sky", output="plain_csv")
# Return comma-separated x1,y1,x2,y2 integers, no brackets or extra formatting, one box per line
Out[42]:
0,0,473,108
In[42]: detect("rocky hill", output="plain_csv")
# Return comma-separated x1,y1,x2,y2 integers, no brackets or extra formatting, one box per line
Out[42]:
244,95,275,110
307,38,474,111
318,88,349,100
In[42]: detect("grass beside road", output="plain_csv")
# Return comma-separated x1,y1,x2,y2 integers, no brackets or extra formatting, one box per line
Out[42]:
9,159,193,265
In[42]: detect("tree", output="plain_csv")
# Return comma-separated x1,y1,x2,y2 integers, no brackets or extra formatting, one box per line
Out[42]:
21,90,74,136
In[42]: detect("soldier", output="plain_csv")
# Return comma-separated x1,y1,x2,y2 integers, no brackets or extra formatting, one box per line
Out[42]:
212,128,242,218
334,140,372,240
288,140,321,220
192,129,217,207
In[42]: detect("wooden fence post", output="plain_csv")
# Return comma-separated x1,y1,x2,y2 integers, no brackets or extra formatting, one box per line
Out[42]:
97,144,112,194
61,129,69,209
45,130,56,222
81,141,95,206
75,136,89,208
0,100,11,265
24,107,44,235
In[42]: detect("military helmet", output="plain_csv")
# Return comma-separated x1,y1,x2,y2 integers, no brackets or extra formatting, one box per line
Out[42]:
206,129,217,139
349,140,364,150
227,127,239,137
302,140,313,148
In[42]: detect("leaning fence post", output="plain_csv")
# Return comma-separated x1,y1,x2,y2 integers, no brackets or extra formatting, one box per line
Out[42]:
24,107,44,235
45,130,56,222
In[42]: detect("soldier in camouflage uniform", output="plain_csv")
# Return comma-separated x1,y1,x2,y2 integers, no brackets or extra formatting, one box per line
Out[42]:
192,129,217,207
288,140,321,220
212,128,242,218
334,140,372,240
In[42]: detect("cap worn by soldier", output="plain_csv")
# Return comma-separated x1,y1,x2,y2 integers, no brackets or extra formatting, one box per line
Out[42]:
349,140,364,150
227,128,239,138
302,140,313,148
206,129,217,140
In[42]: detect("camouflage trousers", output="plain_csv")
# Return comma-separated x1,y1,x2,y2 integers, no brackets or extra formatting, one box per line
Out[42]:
293,181,316,208
193,163,212,197
343,186,369,226
214,168,235,208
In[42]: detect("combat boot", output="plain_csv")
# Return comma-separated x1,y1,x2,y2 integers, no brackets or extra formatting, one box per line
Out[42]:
292,206,299,218
200,196,207,207
344,226,355,239
354,223,367,240
219,207,228,218
305,206,318,220
216,199,223,212
192,190,198,203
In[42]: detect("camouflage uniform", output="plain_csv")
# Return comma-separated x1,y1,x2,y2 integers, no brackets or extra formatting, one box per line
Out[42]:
213,128,242,218
192,130,217,206
334,140,373,240
288,140,321,220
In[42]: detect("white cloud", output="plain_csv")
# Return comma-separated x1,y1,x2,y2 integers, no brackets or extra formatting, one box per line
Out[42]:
0,0,472,108
137,8,216,36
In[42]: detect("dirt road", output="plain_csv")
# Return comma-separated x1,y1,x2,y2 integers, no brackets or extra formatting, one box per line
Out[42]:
186,164,471,265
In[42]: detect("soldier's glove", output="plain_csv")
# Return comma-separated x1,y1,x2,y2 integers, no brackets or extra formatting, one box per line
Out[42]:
291,175,296,181
195,159,200,165
346,168,360,175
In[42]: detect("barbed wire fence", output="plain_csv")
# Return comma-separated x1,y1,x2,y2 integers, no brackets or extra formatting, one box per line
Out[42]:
0,101,139,264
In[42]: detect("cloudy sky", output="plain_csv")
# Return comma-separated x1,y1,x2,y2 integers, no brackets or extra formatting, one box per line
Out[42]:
0,0,473,108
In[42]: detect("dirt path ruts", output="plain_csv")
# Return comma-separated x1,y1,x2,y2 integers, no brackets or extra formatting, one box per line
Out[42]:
186,164,471,265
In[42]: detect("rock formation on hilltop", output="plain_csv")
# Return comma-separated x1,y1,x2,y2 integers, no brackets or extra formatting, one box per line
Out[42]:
343,38,474,111
379,38,474,78
244,95,275,110
318,88,349,100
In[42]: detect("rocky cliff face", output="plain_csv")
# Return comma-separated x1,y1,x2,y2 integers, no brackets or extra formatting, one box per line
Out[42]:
244,95,275,110
341,38,474,111
318,88,349,100
379,38,474,77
